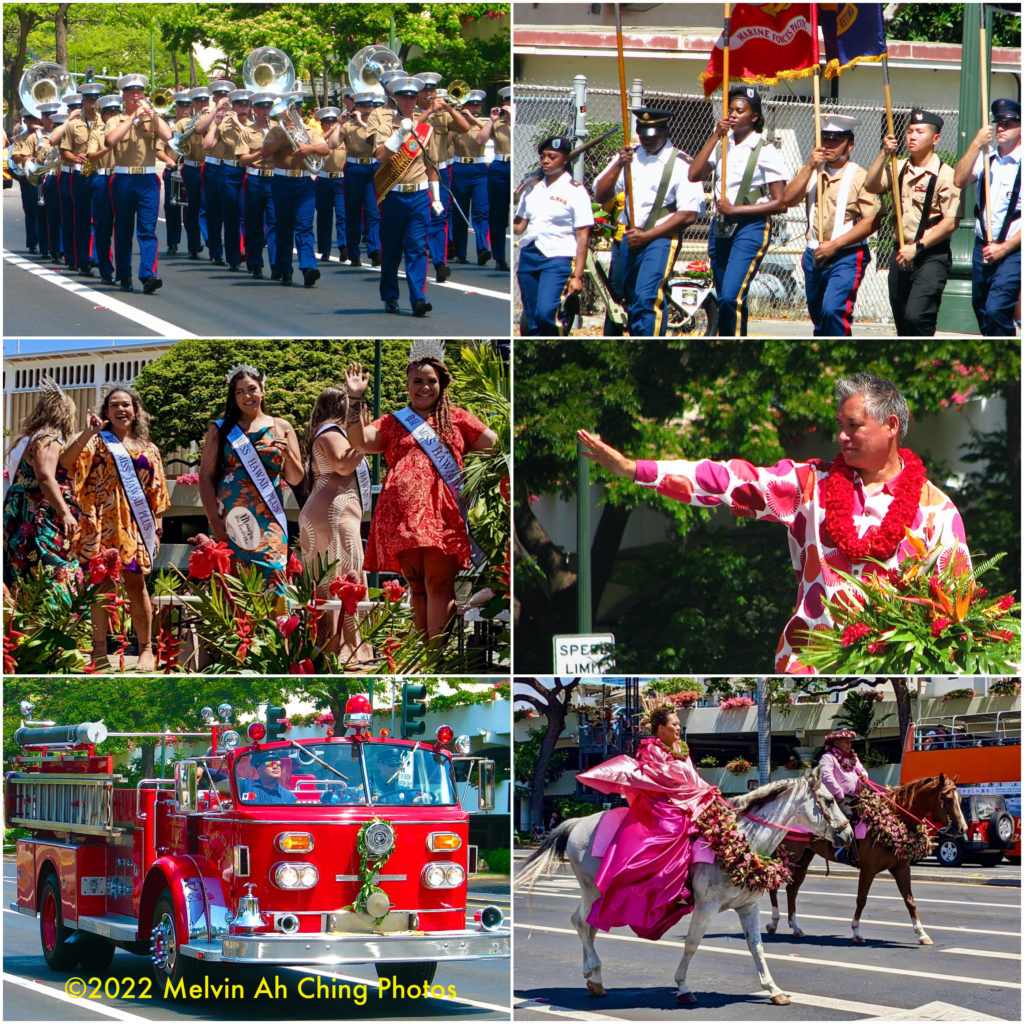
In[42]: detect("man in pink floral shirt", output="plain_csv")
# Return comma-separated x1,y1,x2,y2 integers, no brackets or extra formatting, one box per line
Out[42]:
577,372,970,674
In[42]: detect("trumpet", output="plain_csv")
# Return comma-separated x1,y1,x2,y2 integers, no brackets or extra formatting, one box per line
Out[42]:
151,88,174,116
447,80,470,106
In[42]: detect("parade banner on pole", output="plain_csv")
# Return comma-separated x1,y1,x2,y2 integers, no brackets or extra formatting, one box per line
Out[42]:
700,4,818,96
820,3,888,78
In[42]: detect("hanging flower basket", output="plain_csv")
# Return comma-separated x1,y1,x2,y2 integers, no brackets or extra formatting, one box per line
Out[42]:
725,756,753,775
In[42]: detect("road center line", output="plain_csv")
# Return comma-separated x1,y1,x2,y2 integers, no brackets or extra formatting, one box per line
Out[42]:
513,997,626,1021
2,973,151,1022
941,947,1021,961
759,908,1018,938
3,251,196,339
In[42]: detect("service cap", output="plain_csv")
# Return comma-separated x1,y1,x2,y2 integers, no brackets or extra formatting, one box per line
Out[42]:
209,79,235,94
64,93,83,109
820,113,860,135
228,89,252,104
992,98,1021,121
632,107,671,136
79,83,103,99
417,72,442,88
117,73,148,91
98,94,123,111
388,76,425,97
315,106,341,121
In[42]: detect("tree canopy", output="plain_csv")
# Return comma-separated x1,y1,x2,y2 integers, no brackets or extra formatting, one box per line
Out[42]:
888,3,1021,47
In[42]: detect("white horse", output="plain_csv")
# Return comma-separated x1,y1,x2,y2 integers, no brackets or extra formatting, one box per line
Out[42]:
517,771,853,1006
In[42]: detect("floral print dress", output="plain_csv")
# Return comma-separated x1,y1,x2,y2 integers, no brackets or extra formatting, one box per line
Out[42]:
3,432,80,588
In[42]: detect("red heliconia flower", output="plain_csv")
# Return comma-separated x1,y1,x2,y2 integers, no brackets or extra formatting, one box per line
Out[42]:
235,612,254,662
88,548,123,585
381,635,402,673
329,571,366,615
286,553,304,579
931,616,951,638
996,594,1016,613
500,475,510,502
381,579,406,604
840,622,871,647
989,629,1014,643
289,658,315,674
276,614,301,639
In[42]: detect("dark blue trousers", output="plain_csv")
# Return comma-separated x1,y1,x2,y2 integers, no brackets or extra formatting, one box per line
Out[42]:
182,162,207,254
270,174,316,278
452,161,489,259
517,242,571,336
18,178,39,249
344,161,381,259
202,160,224,260
487,158,510,265
162,166,182,248
219,164,245,266
59,170,76,267
972,240,1021,337
70,170,94,269
428,165,452,267
315,175,347,257
43,174,62,258
708,215,772,337
91,173,114,280
801,244,871,336
380,188,429,307
603,236,628,336
243,174,277,271
111,172,160,284
623,234,681,336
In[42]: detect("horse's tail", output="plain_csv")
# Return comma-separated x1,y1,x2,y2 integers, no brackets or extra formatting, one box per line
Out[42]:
515,818,581,892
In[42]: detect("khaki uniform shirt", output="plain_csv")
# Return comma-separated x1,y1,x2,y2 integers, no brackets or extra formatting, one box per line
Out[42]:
63,113,99,161
321,125,346,172
491,116,510,156
368,108,427,185
453,115,489,159
802,162,880,245
877,153,960,238
341,116,377,160
214,117,252,161
173,114,203,162
11,129,40,161
418,107,465,165
87,123,116,169
204,116,236,161
242,124,274,171
105,112,166,167
264,123,325,171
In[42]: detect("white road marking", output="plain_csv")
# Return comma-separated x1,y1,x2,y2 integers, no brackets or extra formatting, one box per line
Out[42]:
940,947,1021,961
513,997,626,1021
873,1000,1011,1021
2,250,195,339
783,991,899,1016
2,972,151,1021
785,887,1018,910
514,923,1021,990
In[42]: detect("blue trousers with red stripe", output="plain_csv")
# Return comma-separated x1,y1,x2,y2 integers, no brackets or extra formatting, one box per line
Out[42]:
43,174,62,258
802,244,871,337
270,174,316,277
91,173,114,280
182,163,207,254
111,172,160,284
70,170,94,269
427,165,452,266
708,215,772,337
219,164,245,265
343,161,381,259
451,161,489,259
162,166,182,248
202,161,224,260
18,178,40,249
380,188,429,308
243,174,277,271
59,170,76,267
487,158,510,264
315,175,347,257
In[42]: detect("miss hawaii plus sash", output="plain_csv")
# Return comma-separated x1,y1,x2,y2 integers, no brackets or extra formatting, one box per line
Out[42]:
216,419,288,550
393,406,486,567
314,423,372,516
98,430,158,559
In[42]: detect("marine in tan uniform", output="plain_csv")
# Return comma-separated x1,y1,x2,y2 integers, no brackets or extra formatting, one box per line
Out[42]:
85,94,121,282
101,73,174,293
203,88,253,269
179,87,211,258
782,114,882,336
238,91,278,278
161,92,192,256
59,83,102,274
865,108,960,336
340,91,382,266
476,85,512,270
314,106,348,263
11,111,45,255
194,79,235,264
451,89,493,264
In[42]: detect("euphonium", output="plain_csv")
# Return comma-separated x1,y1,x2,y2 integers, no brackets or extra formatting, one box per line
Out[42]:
269,95,323,174
169,112,201,158
25,128,60,185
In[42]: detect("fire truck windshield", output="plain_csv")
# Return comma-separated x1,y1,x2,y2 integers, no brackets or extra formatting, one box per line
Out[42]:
232,741,458,807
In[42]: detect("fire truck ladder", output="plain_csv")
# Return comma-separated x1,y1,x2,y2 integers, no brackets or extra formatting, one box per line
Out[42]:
6,774,124,837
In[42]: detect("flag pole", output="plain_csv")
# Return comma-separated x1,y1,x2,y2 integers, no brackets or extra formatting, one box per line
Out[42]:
881,55,905,248
720,3,731,203
614,3,635,228
979,24,993,245
813,65,824,243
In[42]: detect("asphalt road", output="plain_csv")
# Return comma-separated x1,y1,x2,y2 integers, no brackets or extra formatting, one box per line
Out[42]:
3,866,511,1021
2,189,511,339
512,853,1021,1021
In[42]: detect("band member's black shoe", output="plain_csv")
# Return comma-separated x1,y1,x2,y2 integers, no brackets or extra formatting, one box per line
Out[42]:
250,267,263,279
436,264,451,283
349,256,362,267
188,251,200,259
228,263,240,271
210,256,225,266
101,276,114,284
338,246,349,262
496,261,509,272
271,269,283,281
280,274,293,286
142,276,163,295
79,266,94,277
166,245,178,255
39,250,50,259
303,268,320,288
119,279,133,292
384,300,400,313
477,248,491,265
370,251,382,267
455,256,469,264
28,244,37,253
413,300,432,317
319,253,330,262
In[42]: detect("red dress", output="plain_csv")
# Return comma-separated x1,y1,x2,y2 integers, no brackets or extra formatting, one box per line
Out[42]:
364,406,487,573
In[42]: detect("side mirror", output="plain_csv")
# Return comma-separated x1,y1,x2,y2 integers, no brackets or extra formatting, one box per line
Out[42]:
175,760,198,812
476,759,495,811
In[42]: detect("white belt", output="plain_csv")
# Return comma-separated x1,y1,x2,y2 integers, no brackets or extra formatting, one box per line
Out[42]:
437,159,452,169
246,168,275,177
204,156,239,166
184,159,202,167
455,156,488,164
346,157,376,165
492,154,511,162
273,168,312,178
321,170,345,178
114,166,158,175
391,181,429,193
91,167,112,176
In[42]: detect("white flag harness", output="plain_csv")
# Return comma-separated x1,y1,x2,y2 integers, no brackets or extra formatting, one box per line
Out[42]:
98,430,158,559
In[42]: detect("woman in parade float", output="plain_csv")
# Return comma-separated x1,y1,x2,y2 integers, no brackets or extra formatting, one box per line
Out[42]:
3,381,80,592
344,341,498,642
60,385,170,671
576,705,719,940
198,364,304,585
298,385,373,662
688,86,790,337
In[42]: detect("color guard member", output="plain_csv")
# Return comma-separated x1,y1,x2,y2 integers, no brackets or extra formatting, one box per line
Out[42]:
451,89,492,265
340,91,382,267
314,106,348,263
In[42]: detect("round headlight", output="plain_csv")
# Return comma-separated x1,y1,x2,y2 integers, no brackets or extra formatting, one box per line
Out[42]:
221,730,240,750
276,864,300,888
422,864,446,888
444,864,465,887
455,734,472,755
299,864,319,887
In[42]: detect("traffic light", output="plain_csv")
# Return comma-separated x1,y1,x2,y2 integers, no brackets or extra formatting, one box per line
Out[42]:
400,683,427,738
266,705,286,742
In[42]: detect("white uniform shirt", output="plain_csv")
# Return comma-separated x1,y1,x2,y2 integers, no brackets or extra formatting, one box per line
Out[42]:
970,143,1021,240
706,130,788,206
515,171,595,258
596,143,705,229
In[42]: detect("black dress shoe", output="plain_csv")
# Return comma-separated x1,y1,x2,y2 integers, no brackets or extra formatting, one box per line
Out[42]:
167,245,177,254
142,276,163,295
349,256,362,267
435,264,451,283
78,266,94,277
119,279,133,292
477,248,491,265
338,246,349,262
27,244,37,254
280,274,293,286
496,260,509,272
39,251,50,259
271,269,283,281
413,299,432,317
302,267,320,288
319,253,330,262
210,256,225,266
250,267,263,279
228,263,240,271
188,251,200,260
384,300,400,313
101,276,114,284
455,256,469,264
370,251,382,267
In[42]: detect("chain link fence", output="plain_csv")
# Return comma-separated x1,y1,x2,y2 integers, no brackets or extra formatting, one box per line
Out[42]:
515,79,960,327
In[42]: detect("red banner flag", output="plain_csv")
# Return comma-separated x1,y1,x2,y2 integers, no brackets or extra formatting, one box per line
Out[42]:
700,4,819,97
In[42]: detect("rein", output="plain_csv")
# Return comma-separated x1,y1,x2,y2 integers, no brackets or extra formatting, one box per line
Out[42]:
865,780,943,834
719,785,817,844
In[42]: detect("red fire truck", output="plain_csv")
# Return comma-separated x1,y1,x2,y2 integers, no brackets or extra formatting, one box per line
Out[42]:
5,696,509,997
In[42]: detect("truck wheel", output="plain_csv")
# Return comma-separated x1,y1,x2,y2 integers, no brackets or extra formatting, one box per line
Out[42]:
77,935,116,972
936,837,964,867
40,875,78,971
989,812,1015,849
977,852,1003,868
151,889,203,994
375,962,438,989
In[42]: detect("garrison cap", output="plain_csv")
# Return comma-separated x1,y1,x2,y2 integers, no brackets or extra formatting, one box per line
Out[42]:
992,98,1021,121
909,109,943,130
117,73,148,91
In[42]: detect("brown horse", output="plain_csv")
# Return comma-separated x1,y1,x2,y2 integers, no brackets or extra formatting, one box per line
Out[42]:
766,774,967,945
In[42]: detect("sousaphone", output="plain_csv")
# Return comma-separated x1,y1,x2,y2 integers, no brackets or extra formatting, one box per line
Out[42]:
348,45,403,101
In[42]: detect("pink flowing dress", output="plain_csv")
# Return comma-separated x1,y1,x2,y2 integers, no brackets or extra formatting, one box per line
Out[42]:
578,737,718,941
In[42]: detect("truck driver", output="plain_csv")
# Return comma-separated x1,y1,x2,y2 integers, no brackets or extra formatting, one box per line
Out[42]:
239,750,298,805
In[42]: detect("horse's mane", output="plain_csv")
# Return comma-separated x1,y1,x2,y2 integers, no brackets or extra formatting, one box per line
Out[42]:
890,774,942,807
729,775,804,815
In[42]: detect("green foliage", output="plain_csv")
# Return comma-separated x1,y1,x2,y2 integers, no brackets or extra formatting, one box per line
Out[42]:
554,796,604,821
646,677,703,697
478,846,510,874
888,4,1020,47
426,681,510,712
513,726,568,788
832,689,893,750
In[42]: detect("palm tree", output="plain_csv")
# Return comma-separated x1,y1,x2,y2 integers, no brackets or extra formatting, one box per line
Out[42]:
832,689,893,758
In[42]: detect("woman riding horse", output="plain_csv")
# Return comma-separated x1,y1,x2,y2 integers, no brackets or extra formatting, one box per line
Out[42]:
819,727,874,863
575,706,718,940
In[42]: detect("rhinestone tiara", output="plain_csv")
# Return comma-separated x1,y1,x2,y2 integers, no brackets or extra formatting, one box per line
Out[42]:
408,340,445,364
225,362,264,384
40,374,66,398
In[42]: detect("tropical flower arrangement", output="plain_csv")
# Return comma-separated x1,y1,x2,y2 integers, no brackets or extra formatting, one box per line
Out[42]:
347,818,397,925
855,789,934,862
694,798,791,892
720,696,755,709
990,678,1021,696
800,537,1020,674
725,756,753,775
941,687,977,702
667,689,702,709
678,259,713,284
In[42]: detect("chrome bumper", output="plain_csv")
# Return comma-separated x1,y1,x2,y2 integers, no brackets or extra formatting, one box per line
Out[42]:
181,927,510,965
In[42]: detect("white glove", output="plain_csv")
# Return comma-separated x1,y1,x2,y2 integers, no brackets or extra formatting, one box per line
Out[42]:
429,180,443,215
384,118,413,154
